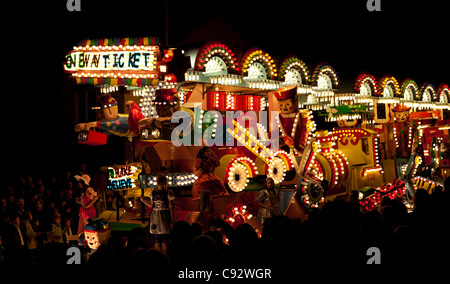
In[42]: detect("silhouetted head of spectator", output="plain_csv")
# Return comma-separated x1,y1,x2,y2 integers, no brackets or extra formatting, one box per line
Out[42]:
189,235,217,264
172,220,192,242
128,248,170,266
414,188,429,210
229,223,257,250
191,222,203,239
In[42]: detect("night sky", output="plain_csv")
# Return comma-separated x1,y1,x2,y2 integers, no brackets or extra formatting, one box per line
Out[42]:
3,0,448,178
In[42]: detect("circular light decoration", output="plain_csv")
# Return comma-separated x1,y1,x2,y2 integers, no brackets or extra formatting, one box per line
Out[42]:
267,157,286,184
437,84,450,103
141,128,150,139
278,56,310,84
265,150,294,184
420,83,437,102
194,41,239,73
379,75,400,98
354,73,379,96
400,79,419,101
311,63,339,89
240,48,277,80
225,156,258,192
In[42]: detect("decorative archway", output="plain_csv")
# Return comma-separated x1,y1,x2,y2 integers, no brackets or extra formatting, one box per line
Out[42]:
194,41,239,73
379,75,400,98
354,73,379,96
311,63,339,90
240,48,277,80
437,84,450,103
420,83,437,102
278,56,310,85
400,79,419,101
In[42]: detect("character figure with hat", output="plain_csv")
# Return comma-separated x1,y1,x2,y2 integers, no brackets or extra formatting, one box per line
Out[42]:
390,104,414,158
74,94,152,172
273,86,308,154
138,88,180,129
74,94,133,137
82,218,111,252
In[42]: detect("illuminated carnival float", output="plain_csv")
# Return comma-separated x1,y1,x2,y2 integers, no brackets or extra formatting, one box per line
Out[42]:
64,37,450,230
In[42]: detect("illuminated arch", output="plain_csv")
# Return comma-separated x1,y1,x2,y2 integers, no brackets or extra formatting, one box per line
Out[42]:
240,48,277,80
437,84,450,103
400,79,420,101
379,75,400,98
311,63,339,89
194,41,239,73
278,56,310,84
420,83,437,102
354,73,379,96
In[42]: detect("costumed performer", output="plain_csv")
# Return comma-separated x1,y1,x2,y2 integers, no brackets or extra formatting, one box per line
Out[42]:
140,174,175,254
192,146,229,211
256,177,280,224
75,175,98,235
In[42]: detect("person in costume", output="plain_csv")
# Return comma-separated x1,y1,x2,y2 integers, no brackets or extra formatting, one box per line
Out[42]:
140,175,174,254
273,86,308,154
192,147,229,203
256,177,280,223
75,175,98,235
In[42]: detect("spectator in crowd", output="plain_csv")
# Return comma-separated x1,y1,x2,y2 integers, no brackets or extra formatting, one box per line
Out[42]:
0,168,449,265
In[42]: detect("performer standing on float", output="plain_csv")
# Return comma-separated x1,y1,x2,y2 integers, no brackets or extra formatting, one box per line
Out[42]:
273,86,308,156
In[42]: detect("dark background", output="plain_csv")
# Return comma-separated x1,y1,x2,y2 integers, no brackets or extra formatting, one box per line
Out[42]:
3,0,449,179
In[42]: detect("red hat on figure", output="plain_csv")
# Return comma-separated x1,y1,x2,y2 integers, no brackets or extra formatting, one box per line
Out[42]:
97,94,118,109
274,86,297,100
391,104,410,112
154,88,178,105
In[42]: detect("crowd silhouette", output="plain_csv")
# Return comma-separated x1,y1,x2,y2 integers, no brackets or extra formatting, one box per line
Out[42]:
1,164,450,266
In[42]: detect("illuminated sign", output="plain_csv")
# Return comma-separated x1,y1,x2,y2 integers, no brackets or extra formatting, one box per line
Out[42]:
104,162,142,190
64,45,159,80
